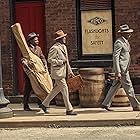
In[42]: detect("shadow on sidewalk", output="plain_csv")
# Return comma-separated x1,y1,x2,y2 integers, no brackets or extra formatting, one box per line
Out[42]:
76,110,104,114
12,110,66,117
113,110,133,112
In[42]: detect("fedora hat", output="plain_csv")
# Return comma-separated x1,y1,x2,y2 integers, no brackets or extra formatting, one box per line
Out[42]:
54,30,67,40
27,32,39,41
118,24,133,33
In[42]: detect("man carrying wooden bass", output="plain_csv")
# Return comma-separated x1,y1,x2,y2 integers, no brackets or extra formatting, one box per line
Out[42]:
22,32,48,111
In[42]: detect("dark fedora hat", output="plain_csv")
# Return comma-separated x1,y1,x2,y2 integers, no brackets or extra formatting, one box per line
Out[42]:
27,32,39,41
118,24,133,33
54,30,67,40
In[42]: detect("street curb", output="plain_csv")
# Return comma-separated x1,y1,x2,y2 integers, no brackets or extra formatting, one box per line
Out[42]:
0,119,140,128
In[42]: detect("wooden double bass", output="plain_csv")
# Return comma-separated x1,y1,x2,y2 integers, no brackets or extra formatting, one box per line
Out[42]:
11,23,53,101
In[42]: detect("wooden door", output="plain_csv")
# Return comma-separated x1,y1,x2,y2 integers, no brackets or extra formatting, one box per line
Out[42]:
15,1,46,94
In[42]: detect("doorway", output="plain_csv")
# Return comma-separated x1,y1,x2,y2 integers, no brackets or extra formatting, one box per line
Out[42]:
15,1,46,94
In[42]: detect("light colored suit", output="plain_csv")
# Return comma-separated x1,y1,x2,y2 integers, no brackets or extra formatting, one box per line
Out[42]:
113,37,131,74
102,36,140,108
48,42,73,79
42,42,73,111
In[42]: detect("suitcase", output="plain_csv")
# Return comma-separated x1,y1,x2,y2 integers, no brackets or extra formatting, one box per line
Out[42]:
67,75,83,92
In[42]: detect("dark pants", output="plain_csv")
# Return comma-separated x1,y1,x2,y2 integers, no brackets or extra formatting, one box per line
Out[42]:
23,73,41,108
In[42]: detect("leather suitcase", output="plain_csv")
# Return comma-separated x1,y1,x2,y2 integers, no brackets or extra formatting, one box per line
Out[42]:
67,75,83,92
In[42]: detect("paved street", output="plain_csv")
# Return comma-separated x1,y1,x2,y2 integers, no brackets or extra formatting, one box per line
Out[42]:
0,126,140,140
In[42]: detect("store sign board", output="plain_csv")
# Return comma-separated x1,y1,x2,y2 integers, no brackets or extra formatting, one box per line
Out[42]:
81,10,113,55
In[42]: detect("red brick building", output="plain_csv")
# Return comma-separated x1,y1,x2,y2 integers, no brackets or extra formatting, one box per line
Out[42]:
0,0,140,97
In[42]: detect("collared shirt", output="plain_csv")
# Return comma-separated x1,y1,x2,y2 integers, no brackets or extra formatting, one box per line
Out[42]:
29,44,36,49
122,36,128,44
122,36,131,51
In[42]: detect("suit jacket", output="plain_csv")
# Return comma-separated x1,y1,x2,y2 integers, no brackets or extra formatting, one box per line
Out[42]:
29,44,47,66
48,42,73,79
113,36,131,74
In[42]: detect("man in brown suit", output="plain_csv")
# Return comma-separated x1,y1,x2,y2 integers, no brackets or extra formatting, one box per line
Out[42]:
39,30,77,115
22,32,48,111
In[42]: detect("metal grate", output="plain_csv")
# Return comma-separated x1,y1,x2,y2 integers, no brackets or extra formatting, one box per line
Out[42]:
80,0,112,10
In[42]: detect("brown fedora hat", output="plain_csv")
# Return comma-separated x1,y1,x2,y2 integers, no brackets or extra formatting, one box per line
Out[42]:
118,24,133,33
54,30,67,40
27,32,39,41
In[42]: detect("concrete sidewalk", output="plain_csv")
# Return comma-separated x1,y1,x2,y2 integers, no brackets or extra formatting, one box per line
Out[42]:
0,103,140,128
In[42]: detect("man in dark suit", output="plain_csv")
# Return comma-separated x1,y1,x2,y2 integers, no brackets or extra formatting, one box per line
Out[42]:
23,32,48,111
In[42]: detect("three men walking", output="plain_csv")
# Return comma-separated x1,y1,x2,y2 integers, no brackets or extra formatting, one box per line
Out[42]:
24,24,140,114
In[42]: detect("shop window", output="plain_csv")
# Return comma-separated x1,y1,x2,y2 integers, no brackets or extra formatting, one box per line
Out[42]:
75,0,114,67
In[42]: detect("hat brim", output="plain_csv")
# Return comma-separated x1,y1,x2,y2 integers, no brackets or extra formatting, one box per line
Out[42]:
27,34,39,41
54,34,67,40
118,29,133,33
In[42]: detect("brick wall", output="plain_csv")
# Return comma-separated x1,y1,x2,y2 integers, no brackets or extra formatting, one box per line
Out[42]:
45,0,140,77
114,0,140,77
0,0,13,96
45,0,78,61
1,0,140,96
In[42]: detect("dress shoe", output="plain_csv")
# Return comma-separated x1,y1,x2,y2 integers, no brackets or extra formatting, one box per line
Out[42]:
24,107,32,111
101,105,113,111
66,110,77,115
39,104,49,113
133,106,140,111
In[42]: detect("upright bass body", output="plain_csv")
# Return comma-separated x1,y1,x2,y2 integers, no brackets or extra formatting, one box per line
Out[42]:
11,23,53,101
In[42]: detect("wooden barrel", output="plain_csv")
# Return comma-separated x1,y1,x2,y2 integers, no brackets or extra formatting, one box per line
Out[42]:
112,88,130,107
55,68,80,106
79,68,105,107
55,91,80,106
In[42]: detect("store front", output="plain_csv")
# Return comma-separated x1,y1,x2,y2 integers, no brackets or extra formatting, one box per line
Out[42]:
0,0,140,98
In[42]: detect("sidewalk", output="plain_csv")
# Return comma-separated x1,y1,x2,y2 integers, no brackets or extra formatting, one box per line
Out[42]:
0,103,140,128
